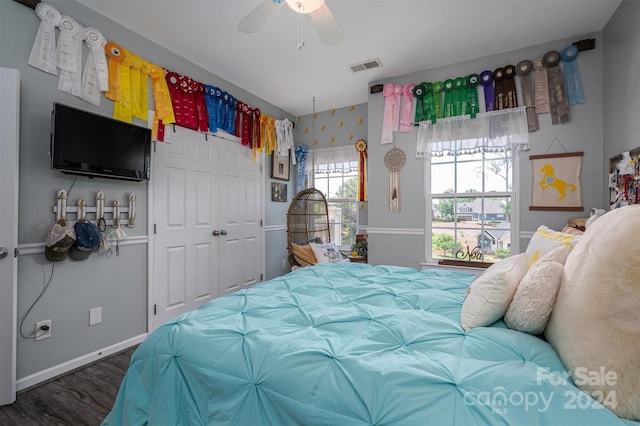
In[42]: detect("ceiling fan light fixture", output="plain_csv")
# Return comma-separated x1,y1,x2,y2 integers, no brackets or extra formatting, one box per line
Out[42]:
284,0,325,14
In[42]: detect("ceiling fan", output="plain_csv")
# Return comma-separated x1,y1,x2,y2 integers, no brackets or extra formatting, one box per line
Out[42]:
238,0,344,47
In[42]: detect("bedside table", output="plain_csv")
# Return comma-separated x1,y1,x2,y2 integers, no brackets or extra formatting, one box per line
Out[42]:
348,256,367,264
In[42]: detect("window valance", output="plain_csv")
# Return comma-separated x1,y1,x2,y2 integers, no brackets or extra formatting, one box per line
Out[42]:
311,145,358,174
416,107,529,158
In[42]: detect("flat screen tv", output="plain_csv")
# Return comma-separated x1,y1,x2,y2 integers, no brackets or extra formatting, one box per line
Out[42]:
50,103,151,181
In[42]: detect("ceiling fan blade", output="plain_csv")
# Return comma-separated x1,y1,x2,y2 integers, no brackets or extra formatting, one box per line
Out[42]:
238,0,284,33
308,3,344,46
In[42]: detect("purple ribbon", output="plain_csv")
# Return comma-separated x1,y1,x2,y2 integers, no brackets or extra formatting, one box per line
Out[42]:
479,70,495,111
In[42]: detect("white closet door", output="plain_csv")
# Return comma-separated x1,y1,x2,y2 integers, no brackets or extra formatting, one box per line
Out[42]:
152,127,219,329
0,67,20,406
151,129,263,330
218,139,262,295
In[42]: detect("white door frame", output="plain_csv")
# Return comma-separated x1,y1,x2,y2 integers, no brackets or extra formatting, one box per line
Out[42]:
147,129,266,332
0,67,20,406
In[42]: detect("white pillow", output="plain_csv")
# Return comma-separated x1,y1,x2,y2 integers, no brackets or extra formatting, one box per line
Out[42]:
525,225,580,268
461,253,528,331
309,242,341,263
504,260,564,335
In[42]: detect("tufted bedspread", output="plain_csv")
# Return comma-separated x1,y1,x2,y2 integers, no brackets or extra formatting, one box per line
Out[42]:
103,263,634,425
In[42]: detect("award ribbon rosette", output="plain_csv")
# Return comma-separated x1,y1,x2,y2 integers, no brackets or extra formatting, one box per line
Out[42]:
104,42,125,101
516,59,539,132
479,70,495,112
355,139,368,202
399,83,416,132
113,47,134,123
149,64,175,141
205,85,220,132
466,74,480,118
432,81,444,119
503,65,518,109
493,67,506,110
455,77,469,116
561,45,585,106
381,84,401,144
442,79,455,117
130,54,148,121
543,50,570,125
533,57,550,114
56,16,85,96
295,144,308,193
80,28,108,106
28,3,62,75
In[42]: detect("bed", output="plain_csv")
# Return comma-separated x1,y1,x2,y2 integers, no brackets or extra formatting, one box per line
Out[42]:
102,260,637,425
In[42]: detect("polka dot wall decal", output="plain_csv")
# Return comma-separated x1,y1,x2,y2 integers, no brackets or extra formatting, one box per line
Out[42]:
304,127,309,134
313,113,317,119
330,136,335,143
349,134,354,140
314,139,318,145
296,117,301,122
349,106,355,112
321,124,326,131
338,121,344,127
358,118,364,125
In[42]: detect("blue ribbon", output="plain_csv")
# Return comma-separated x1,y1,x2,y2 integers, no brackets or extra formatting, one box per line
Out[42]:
204,85,219,132
224,95,236,133
561,45,584,106
294,144,308,193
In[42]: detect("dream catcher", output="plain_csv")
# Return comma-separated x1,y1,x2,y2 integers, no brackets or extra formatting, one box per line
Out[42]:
384,147,406,212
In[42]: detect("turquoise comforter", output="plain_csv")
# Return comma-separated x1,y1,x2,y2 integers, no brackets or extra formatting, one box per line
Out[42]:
103,263,633,425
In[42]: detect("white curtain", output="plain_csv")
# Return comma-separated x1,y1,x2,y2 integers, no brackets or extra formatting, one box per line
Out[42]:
416,107,529,158
310,145,358,174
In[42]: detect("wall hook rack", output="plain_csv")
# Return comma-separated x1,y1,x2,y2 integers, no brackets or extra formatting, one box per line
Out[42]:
52,189,136,228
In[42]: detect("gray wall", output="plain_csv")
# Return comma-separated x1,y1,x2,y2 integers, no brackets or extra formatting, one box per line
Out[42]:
366,33,605,268
1,0,291,380
603,0,640,207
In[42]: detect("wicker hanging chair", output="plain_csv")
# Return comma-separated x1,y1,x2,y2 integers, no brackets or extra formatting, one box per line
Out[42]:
286,188,331,266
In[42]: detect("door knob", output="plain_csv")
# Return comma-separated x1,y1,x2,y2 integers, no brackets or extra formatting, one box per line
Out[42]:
220,229,228,235
0,247,8,259
212,230,220,236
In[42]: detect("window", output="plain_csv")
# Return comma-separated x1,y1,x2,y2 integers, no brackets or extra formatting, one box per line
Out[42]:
417,107,528,266
310,146,359,248
427,148,518,265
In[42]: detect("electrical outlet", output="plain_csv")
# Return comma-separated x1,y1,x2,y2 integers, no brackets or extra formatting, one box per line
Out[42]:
35,319,51,341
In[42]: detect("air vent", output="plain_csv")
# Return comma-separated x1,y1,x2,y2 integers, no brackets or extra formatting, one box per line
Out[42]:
347,58,383,73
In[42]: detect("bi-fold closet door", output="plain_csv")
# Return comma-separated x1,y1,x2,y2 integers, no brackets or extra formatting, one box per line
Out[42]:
152,126,262,330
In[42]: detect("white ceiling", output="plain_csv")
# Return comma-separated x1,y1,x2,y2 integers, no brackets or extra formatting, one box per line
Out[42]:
75,0,621,116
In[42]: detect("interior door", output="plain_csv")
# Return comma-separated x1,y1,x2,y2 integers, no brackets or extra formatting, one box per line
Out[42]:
0,67,20,405
152,126,219,329
218,138,263,295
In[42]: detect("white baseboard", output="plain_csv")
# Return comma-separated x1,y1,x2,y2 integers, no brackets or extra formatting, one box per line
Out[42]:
16,333,147,392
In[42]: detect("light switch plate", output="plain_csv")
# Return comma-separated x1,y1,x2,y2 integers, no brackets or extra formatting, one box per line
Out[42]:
89,307,102,326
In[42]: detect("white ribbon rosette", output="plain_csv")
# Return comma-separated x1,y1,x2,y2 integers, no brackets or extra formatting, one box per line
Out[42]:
28,3,62,75
80,28,109,106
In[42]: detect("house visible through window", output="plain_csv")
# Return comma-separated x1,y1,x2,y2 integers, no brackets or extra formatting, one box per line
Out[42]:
428,149,517,264
309,146,359,248
417,107,528,266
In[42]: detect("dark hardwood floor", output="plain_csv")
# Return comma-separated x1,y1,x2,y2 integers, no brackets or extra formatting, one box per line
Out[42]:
0,346,136,426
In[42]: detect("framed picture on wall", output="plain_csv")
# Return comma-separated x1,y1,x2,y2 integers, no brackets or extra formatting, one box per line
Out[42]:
529,152,584,211
271,182,287,202
271,150,290,181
